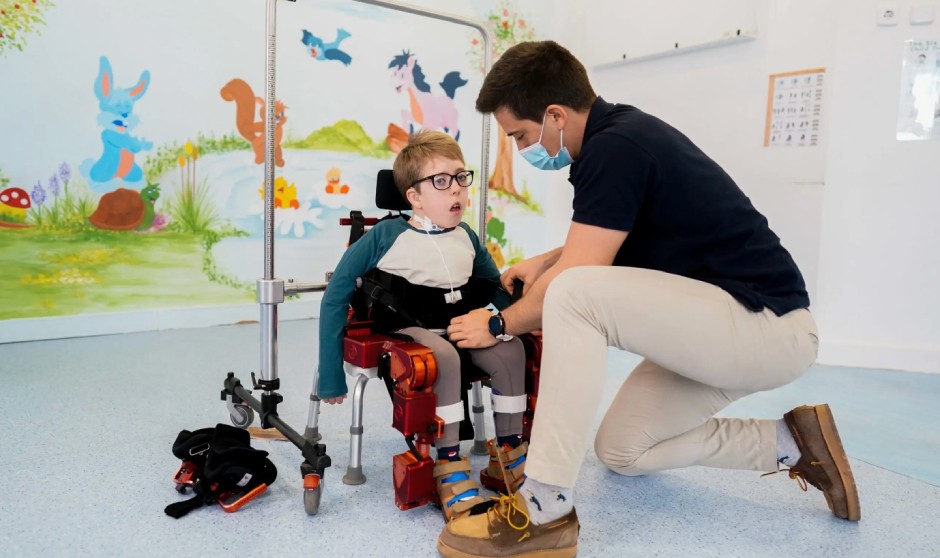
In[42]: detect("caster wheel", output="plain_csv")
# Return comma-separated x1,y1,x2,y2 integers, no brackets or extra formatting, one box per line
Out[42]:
303,474,322,515
229,404,255,429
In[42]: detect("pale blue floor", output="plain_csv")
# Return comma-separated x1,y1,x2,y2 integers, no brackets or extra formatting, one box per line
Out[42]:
1,319,939,557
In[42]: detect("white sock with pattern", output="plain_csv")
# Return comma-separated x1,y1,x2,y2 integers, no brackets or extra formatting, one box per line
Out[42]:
518,477,573,525
776,418,802,467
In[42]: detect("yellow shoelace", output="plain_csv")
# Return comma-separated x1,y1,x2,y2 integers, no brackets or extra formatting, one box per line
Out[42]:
488,492,530,530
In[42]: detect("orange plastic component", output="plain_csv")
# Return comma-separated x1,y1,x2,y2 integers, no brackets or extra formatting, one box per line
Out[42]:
303,473,321,490
385,341,437,392
217,483,268,513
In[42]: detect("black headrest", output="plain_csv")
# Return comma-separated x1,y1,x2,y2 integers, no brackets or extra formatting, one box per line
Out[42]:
375,169,411,211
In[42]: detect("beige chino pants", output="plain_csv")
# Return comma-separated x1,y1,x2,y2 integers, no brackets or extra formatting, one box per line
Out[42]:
526,266,819,488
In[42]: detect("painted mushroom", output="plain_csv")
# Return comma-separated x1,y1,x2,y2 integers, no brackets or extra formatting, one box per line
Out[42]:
0,186,32,226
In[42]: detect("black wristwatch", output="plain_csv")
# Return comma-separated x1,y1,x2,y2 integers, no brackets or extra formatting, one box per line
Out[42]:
487,312,513,341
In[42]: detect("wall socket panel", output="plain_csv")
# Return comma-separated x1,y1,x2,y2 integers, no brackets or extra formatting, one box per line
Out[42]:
910,5,936,24
878,4,900,26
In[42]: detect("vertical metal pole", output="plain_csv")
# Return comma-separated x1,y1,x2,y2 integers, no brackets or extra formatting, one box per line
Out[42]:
349,0,493,238
259,0,279,384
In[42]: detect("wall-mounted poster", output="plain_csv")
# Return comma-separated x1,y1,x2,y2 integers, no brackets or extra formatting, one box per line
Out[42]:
763,68,826,148
897,39,940,141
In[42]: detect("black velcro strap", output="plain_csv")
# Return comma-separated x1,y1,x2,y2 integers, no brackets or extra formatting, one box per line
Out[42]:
164,494,205,519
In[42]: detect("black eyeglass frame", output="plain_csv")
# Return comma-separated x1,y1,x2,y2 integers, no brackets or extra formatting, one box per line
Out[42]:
410,170,474,190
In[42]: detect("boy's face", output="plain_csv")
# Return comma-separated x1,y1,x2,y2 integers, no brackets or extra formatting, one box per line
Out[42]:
406,156,469,229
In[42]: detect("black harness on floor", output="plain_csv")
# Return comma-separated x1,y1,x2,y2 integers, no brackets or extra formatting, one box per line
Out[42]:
165,424,277,518
353,268,498,331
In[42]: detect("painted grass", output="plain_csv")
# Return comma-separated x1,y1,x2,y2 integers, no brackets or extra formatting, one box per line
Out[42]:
0,228,253,320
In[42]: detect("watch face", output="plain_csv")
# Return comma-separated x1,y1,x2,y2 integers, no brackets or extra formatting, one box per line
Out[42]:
488,315,501,336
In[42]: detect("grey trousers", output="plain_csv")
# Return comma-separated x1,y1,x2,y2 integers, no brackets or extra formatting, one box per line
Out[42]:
398,327,528,449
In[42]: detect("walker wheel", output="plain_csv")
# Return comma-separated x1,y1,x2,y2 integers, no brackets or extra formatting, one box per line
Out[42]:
303,474,323,515
229,404,255,429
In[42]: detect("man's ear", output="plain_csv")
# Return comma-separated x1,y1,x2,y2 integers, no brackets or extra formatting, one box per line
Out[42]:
545,104,569,129
405,187,421,209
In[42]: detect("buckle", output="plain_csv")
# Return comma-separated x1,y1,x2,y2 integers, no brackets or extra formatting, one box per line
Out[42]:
367,282,385,301
189,443,210,457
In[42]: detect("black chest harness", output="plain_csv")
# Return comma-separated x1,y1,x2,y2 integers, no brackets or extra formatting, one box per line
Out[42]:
353,269,498,331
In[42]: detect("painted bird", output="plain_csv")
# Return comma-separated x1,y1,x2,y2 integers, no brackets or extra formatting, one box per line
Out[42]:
301,28,352,66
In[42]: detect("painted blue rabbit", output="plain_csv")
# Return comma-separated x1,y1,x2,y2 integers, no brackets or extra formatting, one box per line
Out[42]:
80,56,152,193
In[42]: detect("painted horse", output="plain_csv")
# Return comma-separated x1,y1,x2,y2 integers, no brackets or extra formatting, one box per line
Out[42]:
388,51,467,140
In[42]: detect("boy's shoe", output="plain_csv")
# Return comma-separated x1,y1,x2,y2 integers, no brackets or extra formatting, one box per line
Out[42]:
782,404,861,521
480,439,528,494
437,490,579,558
434,457,489,522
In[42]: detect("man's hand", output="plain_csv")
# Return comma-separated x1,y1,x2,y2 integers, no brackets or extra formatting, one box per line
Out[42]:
447,308,498,349
499,248,560,294
322,395,347,405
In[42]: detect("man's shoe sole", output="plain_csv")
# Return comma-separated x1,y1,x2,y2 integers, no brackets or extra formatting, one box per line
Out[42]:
813,404,861,521
437,539,576,558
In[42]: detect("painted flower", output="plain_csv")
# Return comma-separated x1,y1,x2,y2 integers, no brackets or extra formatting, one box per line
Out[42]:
31,181,46,206
58,162,71,183
48,173,60,197
519,19,526,27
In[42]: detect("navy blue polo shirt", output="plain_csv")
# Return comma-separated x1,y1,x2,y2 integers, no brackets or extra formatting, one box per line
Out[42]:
569,97,809,315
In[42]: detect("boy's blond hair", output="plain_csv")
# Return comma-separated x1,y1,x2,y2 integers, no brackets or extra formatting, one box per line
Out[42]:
392,131,465,199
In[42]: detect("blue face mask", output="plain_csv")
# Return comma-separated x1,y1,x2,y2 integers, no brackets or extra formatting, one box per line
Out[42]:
518,114,573,171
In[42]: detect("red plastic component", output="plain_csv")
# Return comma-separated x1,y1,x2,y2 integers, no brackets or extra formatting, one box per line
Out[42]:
392,451,436,510
520,332,543,442
343,332,395,368
172,460,199,488
392,390,437,436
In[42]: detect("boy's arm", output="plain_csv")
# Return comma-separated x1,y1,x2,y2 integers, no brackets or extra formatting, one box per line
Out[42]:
318,226,385,399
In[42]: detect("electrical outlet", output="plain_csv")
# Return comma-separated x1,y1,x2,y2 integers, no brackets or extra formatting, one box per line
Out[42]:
877,4,899,26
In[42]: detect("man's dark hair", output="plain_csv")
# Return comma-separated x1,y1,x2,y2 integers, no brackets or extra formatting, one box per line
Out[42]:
476,40,596,122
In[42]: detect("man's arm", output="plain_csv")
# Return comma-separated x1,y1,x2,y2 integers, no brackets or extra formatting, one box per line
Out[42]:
447,222,627,347
502,222,627,335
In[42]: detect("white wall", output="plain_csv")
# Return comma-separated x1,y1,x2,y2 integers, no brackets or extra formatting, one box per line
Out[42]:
816,0,940,373
565,0,938,373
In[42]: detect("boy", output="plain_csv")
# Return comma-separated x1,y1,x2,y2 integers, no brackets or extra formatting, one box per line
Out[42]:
318,131,528,522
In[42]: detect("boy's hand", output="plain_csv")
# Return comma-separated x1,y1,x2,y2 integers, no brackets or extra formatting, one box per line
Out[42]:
448,308,498,349
322,395,347,405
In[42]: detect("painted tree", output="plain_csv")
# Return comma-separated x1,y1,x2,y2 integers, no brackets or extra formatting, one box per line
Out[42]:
467,1,535,201
0,0,55,56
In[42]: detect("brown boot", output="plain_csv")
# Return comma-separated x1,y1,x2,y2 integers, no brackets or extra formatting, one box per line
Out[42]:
480,440,527,494
437,490,579,558
782,404,861,521
434,457,489,523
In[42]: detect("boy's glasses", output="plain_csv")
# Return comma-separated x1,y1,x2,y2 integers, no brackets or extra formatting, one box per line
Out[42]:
412,170,474,190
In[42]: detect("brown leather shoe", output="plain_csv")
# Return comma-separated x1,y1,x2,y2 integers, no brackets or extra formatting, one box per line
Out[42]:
783,404,861,521
437,490,579,558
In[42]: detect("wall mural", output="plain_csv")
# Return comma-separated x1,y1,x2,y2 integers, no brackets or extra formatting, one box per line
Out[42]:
0,0,543,324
